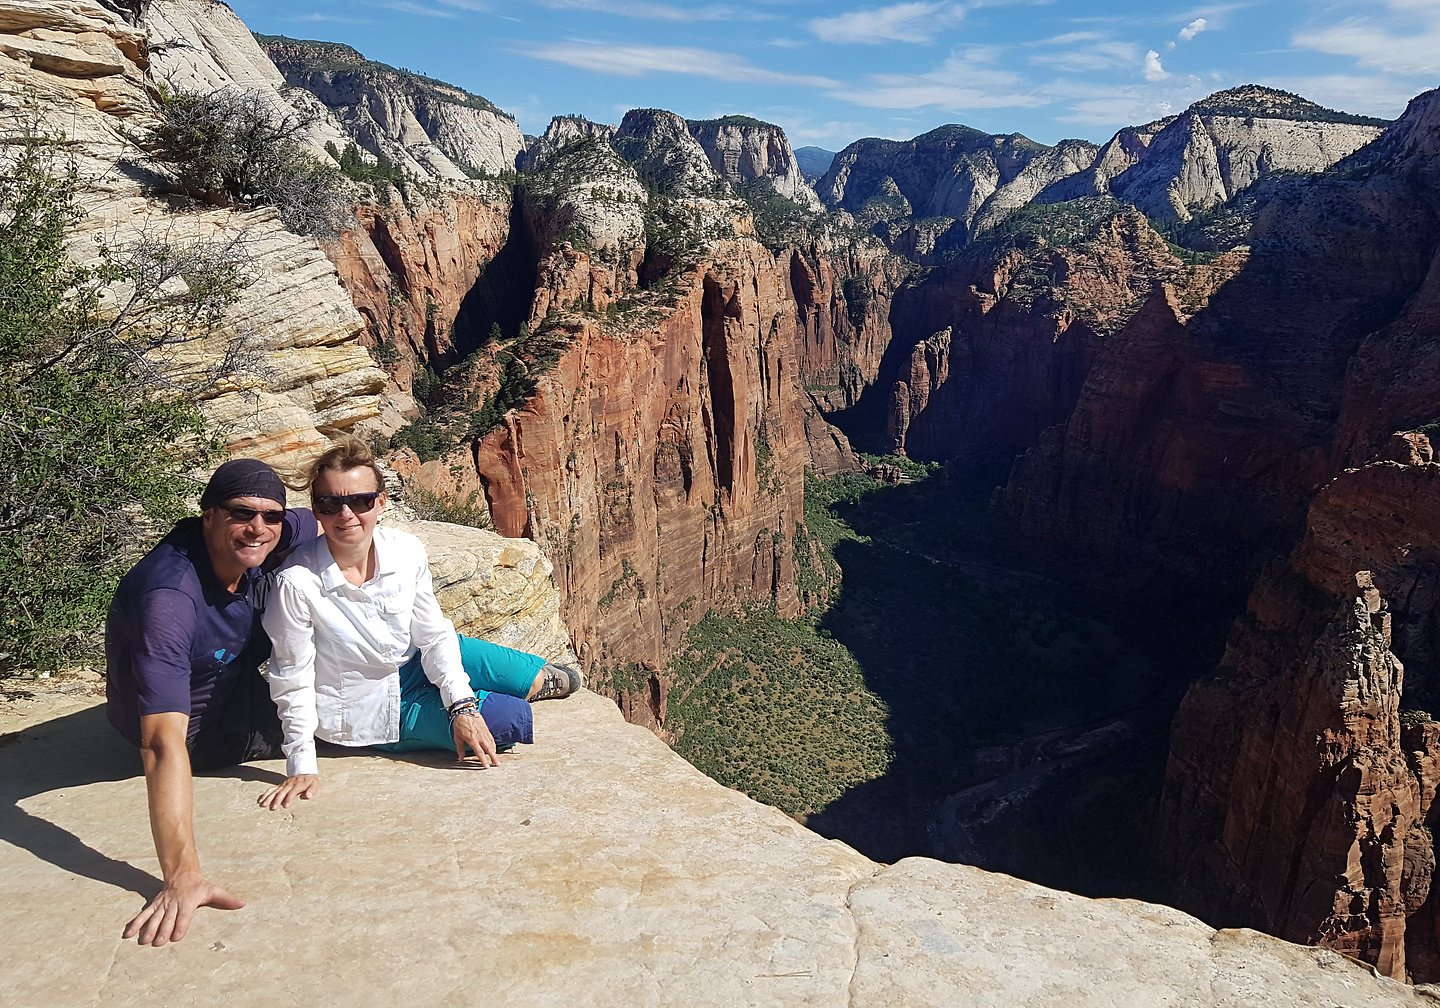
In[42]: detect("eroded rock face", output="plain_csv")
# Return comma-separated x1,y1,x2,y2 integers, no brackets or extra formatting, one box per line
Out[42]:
326,183,514,432
1,0,387,471
613,108,728,199
140,0,353,157
1000,89,1440,592
686,115,821,209
841,204,1243,468
1154,444,1440,981
517,114,617,172
1039,86,1388,223
399,517,576,662
259,34,525,179
469,241,814,730
816,125,1098,257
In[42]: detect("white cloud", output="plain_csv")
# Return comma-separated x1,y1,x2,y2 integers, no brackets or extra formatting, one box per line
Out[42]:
1031,39,1140,72
810,2,965,45
1178,17,1208,41
829,48,1046,110
1294,0,1440,77
535,0,757,20
1143,49,1168,80
368,1,458,16
517,41,839,87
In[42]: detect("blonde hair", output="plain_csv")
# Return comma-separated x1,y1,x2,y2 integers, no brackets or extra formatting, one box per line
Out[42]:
307,435,386,495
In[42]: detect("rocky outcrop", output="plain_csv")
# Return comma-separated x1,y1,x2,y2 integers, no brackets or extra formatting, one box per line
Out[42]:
1154,441,1440,981
1,0,387,471
686,115,821,209
401,518,576,661
816,125,1098,259
517,114,616,172
259,33,525,180
612,107,728,199
140,0,352,156
1039,86,1388,223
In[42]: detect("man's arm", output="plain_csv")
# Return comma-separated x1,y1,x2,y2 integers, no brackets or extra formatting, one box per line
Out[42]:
122,712,244,946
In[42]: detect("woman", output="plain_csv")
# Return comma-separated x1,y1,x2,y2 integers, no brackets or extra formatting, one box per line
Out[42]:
257,437,579,810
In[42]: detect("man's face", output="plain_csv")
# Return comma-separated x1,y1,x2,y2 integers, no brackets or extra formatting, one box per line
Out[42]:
201,496,285,574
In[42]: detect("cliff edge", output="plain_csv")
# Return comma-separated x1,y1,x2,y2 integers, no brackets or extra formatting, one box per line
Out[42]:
0,520,1429,1007
0,690,1429,1007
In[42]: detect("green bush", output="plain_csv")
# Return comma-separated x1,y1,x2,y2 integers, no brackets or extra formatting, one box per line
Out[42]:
1,126,257,672
404,484,491,529
138,86,349,240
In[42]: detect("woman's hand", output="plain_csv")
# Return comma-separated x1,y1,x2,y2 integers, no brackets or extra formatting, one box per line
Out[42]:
452,713,498,767
257,774,319,810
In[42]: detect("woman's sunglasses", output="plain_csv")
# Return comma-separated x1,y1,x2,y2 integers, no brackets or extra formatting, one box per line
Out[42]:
221,506,286,525
312,492,382,515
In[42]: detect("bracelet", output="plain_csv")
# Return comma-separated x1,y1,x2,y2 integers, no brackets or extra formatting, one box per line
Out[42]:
446,697,479,723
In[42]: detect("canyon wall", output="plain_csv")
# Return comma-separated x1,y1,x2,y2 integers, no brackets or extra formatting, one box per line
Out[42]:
1154,438,1440,980
259,34,526,181
1039,86,1387,223
985,91,1440,978
686,115,821,209
999,92,1439,592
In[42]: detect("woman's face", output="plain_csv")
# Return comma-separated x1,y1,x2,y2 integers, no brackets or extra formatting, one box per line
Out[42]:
312,466,385,550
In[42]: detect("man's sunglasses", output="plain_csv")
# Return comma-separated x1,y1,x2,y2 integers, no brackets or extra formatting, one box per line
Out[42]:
221,505,286,525
312,492,382,515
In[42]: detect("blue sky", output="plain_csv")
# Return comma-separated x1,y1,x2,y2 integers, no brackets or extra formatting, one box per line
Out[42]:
231,0,1440,150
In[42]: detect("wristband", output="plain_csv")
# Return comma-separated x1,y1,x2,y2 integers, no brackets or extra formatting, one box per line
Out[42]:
446,697,479,723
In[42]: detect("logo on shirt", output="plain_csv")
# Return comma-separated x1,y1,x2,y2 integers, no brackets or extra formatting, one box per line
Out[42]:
213,649,236,665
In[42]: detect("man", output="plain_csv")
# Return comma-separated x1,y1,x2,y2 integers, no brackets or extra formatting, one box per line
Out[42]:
105,459,317,947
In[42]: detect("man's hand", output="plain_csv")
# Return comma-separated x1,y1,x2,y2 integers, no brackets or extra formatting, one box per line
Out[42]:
123,872,245,947
257,774,319,810
452,712,498,767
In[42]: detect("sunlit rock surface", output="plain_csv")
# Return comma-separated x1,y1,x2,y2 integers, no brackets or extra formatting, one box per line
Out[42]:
0,684,1430,1007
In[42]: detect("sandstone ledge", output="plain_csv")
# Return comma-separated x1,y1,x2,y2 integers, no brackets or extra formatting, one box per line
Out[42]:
0,689,1430,1007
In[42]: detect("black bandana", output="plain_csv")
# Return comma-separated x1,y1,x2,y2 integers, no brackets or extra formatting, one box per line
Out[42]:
200,459,287,510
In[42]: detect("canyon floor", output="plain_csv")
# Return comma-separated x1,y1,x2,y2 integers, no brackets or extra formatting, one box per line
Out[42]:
667,466,1240,898
0,683,1429,1007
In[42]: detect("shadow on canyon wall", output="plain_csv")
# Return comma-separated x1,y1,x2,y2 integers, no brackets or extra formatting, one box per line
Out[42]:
801,469,1238,899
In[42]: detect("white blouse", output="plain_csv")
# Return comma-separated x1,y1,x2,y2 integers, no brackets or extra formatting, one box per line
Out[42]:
262,525,473,776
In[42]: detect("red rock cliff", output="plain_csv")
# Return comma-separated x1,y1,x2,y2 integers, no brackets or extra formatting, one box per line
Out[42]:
1155,437,1440,981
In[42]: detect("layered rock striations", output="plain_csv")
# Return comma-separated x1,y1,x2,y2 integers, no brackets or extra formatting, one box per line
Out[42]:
140,0,352,156
686,115,821,209
2,0,387,470
258,33,526,180
1039,86,1388,223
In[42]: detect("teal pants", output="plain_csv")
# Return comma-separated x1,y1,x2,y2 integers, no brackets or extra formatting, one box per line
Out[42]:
374,635,546,753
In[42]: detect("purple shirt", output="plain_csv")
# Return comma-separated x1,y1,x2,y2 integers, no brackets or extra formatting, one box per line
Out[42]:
104,510,317,747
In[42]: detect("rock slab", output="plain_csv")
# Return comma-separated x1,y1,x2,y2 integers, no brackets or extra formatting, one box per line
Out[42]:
0,687,1430,1007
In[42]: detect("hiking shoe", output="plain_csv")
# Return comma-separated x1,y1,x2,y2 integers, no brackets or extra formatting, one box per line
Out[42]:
531,661,582,702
